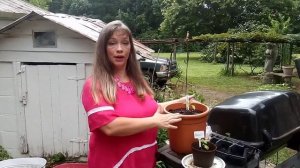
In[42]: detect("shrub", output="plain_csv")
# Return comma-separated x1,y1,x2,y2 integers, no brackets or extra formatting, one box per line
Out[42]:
0,145,12,161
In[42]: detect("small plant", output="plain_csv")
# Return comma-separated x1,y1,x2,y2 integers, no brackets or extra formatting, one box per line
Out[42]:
157,129,168,148
188,90,205,102
192,133,217,167
156,160,167,168
199,138,210,150
48,152,66,164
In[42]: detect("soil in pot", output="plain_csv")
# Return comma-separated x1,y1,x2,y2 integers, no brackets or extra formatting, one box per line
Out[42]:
191,141,217,168
169,108,202,115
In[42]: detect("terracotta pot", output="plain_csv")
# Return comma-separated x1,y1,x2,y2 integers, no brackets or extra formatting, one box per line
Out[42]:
191,141,217,168
164,101,210,154
282,66,294,76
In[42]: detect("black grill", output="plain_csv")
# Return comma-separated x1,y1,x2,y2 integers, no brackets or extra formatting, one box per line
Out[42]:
208,90,300,166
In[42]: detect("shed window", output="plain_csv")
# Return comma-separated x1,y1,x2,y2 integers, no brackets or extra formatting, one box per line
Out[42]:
33,31,56,48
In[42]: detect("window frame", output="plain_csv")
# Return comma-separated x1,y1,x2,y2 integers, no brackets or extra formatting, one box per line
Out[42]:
32,30,57,48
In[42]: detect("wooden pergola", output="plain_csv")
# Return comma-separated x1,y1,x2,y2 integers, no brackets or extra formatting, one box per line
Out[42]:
189,32,300,75
137,38,181,60
138,32,300,76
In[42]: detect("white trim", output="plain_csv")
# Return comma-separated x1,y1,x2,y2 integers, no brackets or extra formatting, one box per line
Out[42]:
87,106,114,116
113,141,157,168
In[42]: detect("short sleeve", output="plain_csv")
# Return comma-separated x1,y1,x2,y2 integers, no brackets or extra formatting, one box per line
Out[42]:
81,78,118,132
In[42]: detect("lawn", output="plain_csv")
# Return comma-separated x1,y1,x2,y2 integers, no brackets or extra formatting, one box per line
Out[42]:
158,52,263,93
157,52,300,93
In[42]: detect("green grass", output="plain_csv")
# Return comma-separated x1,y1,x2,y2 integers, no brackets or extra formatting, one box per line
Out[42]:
293,53,300,59
266,147,297,165
158,52,263,94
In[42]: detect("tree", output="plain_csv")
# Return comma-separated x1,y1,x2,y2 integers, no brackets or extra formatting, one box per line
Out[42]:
160,0,300,38
160,0,247,38
48,0,63,13
115,0,163,37
49,0,164,38
269,14,291,35
26,0,51,9
49,0,91,16
40,0,300,40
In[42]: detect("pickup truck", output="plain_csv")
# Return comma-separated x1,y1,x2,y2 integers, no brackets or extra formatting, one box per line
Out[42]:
137,53,178,87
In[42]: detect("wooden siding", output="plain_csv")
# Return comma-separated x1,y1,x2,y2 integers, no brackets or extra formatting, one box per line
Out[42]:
0,62,19,157
0,51,93,64
23,64,88,156
0,20,14,29
0,13,96,157
0,18,95,53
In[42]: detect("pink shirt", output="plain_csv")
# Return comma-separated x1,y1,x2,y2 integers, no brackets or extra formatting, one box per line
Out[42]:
81,78,158,168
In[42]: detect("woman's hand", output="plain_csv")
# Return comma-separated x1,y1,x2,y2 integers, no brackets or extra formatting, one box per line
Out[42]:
157,95,195,115
156,104,164,114
152,108,182,129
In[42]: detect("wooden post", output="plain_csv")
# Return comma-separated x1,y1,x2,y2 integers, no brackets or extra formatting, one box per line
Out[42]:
289,43,293,65
173,43,177,60
226,42,230,74
213,43,217,63
231,43,235,76
185,31,190,96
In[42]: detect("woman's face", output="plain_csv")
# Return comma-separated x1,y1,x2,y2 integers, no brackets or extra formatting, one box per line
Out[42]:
106,30,131,70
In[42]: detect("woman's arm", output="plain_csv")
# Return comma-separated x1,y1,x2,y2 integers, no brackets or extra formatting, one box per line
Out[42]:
100,107,182,136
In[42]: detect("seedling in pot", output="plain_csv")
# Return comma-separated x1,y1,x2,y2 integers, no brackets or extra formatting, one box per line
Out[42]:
192,126,217,168
199,138,210,150
194,125,213,150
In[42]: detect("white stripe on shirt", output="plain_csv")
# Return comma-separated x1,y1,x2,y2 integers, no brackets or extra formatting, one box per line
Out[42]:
113,141,157,168
87,106,114,116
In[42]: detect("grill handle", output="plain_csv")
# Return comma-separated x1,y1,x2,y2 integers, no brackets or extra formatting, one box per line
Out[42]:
262,129,272,149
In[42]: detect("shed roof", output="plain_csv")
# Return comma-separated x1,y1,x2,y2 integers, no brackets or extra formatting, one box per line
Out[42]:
0,0,154,57
0,0,51,19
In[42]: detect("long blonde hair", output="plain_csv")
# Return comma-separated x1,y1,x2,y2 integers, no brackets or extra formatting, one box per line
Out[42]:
92,20,153,104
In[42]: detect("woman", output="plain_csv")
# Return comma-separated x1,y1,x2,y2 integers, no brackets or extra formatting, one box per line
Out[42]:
81,20,190,168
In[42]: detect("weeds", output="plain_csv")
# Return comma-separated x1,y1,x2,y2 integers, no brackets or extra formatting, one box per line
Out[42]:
0,145,12,161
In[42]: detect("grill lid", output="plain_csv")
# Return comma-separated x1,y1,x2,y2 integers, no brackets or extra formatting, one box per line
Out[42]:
208,90,300,155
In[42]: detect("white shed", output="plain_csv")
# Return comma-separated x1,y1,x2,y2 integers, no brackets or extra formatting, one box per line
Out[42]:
0,11,154,158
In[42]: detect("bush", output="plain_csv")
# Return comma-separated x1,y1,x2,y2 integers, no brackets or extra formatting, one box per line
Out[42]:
0,145,12,161
48,152,66,164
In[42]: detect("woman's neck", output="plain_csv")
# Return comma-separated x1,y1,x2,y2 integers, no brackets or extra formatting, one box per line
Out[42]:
114,70,129,82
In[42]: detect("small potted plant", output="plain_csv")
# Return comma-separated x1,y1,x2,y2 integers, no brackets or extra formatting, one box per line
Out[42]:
191,138,217,168
282,65,294,76
281,52,294,76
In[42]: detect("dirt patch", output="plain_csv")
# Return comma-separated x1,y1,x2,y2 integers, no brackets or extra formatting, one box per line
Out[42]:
198,74,300,108
197,86,237,108
169,78,300,108
198,83,300,108
168,81,238,108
